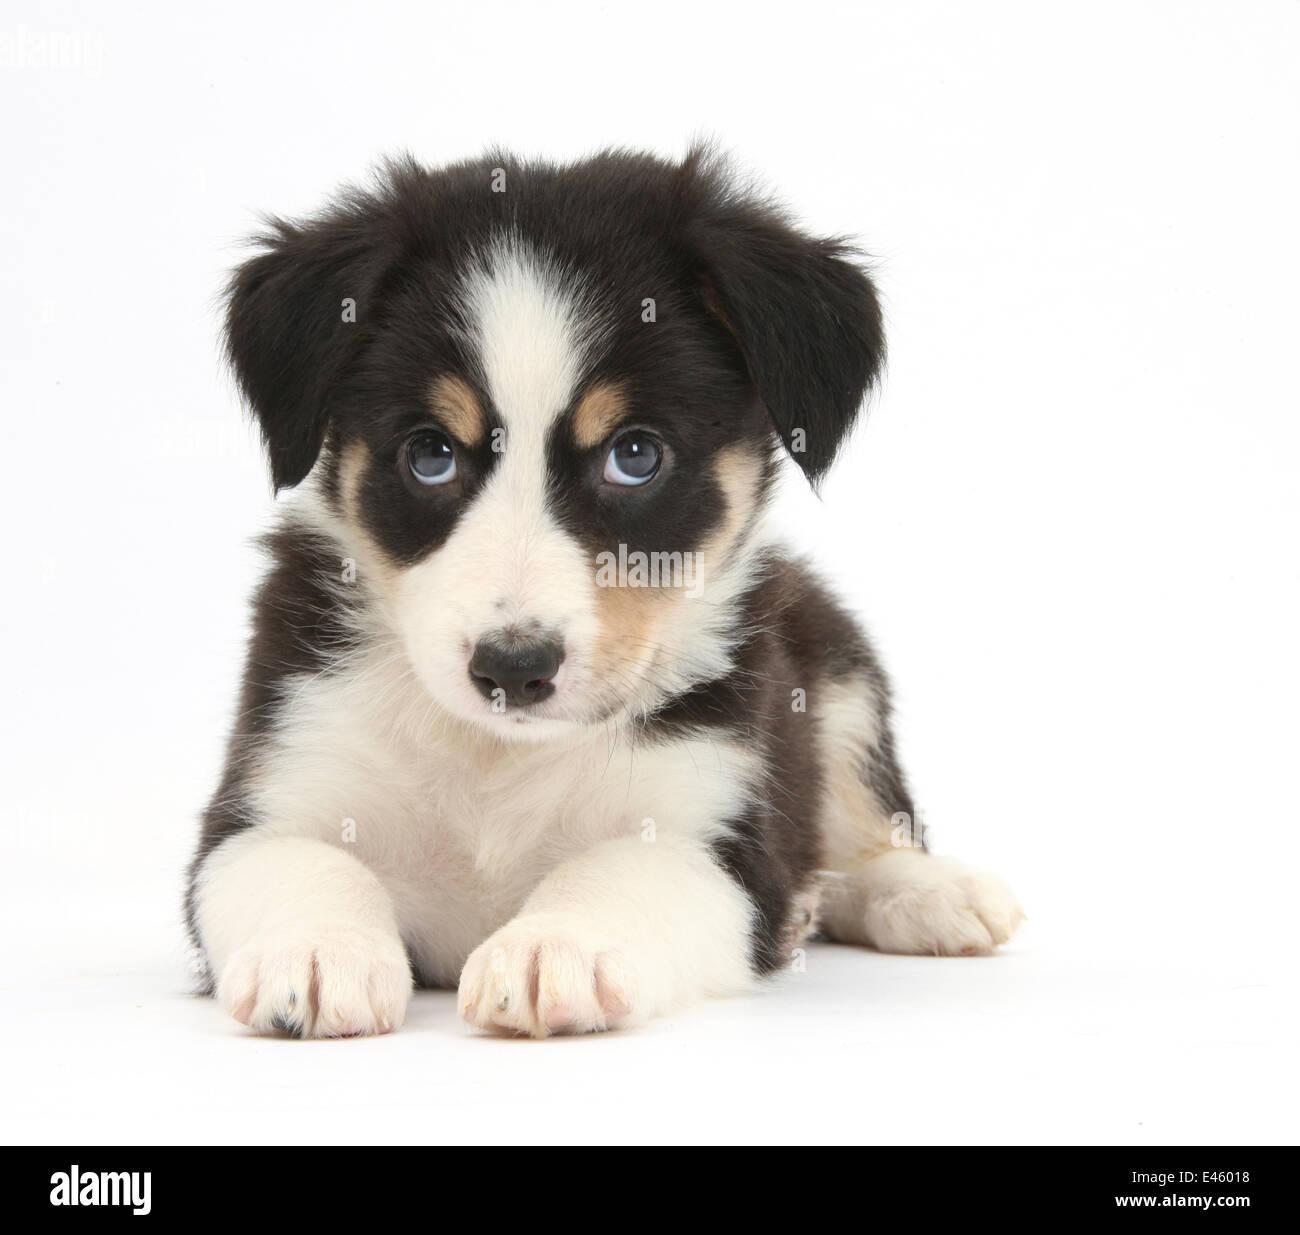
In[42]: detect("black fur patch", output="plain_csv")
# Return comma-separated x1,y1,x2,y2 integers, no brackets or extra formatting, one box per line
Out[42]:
639,552,915,972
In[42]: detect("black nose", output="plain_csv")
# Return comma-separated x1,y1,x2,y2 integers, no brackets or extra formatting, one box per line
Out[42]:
469,635,564,708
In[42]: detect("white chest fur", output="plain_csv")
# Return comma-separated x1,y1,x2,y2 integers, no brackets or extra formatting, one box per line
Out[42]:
237,643,759,984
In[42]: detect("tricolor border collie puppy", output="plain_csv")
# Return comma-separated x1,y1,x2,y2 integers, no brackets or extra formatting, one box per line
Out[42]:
186,147,1023,1038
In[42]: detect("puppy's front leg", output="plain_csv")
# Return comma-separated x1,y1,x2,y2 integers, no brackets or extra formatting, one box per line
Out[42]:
192,832,412,1037
458,836,754,1036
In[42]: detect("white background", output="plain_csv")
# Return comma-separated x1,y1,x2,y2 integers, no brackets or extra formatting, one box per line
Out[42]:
1,0,1296,1145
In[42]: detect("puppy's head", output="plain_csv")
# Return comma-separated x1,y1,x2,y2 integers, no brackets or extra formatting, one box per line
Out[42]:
226,149,884,739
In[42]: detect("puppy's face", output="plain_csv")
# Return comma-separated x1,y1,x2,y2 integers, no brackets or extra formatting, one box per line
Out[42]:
226,151,884,739
334,240,768,737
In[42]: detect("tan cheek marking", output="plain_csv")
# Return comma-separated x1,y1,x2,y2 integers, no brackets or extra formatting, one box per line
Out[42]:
587,443,764,693
571,381,631,451
337,440,400,597
589,583,668,689
707,443,763,551
429,375,486,447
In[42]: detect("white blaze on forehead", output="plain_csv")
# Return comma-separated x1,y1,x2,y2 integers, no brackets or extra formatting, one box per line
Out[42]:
426,236,601,642
460,236,598,445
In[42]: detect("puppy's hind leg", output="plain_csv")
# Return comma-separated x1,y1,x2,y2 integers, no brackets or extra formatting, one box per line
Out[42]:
815,680,1024,957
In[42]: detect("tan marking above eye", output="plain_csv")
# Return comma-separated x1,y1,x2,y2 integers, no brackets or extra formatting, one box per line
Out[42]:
571,381,632,450
427,375,486,447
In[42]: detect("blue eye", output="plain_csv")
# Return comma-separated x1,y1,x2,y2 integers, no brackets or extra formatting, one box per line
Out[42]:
603,432,662,486
407,431,457,485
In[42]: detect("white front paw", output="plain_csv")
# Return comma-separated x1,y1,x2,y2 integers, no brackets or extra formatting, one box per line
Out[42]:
217,927,412,1038
861,853,1025,956
458,913,636,1038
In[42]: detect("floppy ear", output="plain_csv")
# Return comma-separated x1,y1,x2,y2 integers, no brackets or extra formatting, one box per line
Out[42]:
688,194,885,483
225,200,396,491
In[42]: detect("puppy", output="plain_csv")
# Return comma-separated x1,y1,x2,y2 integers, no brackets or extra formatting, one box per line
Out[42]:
187,147,1023,1038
